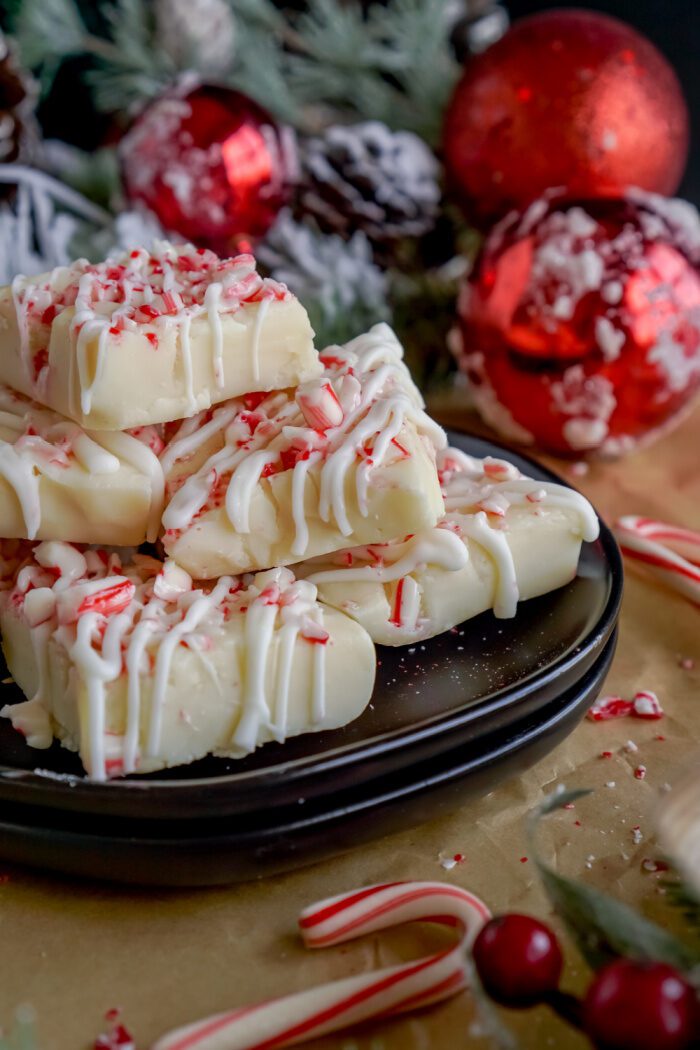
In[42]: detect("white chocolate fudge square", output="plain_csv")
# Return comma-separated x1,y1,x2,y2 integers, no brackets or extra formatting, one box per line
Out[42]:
0,543,376,780
298,447,600,645
0,243,320,430
161,324,446,578
0,383,164,545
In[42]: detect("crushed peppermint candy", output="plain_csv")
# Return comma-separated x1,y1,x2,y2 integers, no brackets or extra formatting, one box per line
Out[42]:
94,1010,135,1050
587,690,664,722
642,859,670,873
634,765,648,780
439,852,466,870
632,691,664,719
632,826,643,844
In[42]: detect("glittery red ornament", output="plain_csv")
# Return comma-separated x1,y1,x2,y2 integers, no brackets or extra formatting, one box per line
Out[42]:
453,191,700,457
120,83,295,251
443,10,690,227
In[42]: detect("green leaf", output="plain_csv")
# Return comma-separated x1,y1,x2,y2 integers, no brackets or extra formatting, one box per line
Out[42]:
530,790,700,972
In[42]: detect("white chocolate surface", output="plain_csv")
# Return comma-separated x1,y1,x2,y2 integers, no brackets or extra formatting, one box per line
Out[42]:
298,448,600,645
0,544,376,780
0,243,320,430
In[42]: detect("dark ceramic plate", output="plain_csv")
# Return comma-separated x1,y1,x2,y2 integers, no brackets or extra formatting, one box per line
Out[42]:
0,432,622,827
0,633,617,885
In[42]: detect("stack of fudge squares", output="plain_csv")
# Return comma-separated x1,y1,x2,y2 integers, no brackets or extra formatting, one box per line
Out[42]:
0,242,599,780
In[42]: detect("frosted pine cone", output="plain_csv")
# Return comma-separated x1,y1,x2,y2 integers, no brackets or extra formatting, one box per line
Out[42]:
297,121,441,246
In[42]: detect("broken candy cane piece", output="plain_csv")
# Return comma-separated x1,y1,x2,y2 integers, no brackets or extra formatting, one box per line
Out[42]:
587,695,634,722
55,576,135,624
587,690,664,722
296,379,344,431
152,881,490,1050
632,690,664,720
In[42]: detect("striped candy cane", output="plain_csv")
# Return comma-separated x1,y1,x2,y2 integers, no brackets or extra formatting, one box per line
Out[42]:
152,881,490,1050
614,516,700,607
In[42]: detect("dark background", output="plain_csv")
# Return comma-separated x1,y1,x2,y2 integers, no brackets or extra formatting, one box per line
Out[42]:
510,0,699,202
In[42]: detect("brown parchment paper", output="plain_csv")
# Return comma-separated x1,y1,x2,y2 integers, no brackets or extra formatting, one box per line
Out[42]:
1,400,700,1050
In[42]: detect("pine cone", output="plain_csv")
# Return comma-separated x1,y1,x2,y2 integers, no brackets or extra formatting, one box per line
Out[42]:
297,121,441,247
0,33,39,176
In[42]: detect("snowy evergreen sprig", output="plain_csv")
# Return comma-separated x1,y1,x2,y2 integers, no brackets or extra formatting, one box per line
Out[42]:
12,0,460,143
258,210,391,347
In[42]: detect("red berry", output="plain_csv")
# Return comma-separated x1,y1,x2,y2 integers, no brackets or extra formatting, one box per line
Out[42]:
583,959,698,1050
472,913,563,1006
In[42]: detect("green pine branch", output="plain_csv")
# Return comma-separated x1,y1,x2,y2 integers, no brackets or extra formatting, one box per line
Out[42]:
12,0,458,143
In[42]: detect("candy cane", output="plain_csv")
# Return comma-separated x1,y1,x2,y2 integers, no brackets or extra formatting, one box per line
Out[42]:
614,516,700,606
152,881,490,1050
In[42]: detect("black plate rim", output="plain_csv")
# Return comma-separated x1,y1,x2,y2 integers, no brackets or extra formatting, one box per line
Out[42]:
0,431,623,802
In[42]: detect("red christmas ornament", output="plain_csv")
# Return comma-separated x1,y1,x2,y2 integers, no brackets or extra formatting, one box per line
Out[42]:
583,959,698,1050
120,83,295,251
443,10,690,227
454,191,700,457
472,913,563,1006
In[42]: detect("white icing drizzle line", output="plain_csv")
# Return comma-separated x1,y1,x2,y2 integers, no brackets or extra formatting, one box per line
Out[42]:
0,547,332,779
291,451,322,556
306,528,468,586
233,571,327,752
204,282,224,387
91,429,165,543
0,442,41,538
250,296,271,385
459,511,519,618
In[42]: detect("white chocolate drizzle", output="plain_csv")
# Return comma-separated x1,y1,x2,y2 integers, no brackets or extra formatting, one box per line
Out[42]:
160,324,446,555
0,384,164,541
304,446,600,635
0,545,331,780
0,382,164,541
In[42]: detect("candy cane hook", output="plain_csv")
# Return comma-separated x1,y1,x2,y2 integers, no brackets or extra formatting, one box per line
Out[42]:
152,881,490,1050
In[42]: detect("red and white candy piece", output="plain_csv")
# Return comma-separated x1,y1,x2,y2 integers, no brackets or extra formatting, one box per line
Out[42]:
152,881,490,1050
632,690,664,720
587,690,664,722
296,380,344,431
153,561,193,603
614,516,700,607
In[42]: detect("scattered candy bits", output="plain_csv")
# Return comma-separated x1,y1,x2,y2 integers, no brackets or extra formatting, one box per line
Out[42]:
587,690,664,723
94,1011,135,1050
